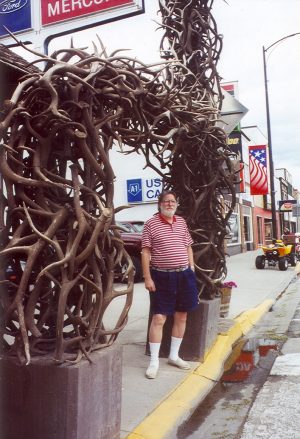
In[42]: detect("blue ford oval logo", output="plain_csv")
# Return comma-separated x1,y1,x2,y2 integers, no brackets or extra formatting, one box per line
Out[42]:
0,0,28,14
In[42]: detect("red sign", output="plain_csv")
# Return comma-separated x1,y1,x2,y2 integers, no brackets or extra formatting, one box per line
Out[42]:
222,83,234,95
41,0,134,25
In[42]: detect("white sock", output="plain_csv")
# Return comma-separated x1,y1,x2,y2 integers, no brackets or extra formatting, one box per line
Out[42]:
169,336,183,361
149,342,160,367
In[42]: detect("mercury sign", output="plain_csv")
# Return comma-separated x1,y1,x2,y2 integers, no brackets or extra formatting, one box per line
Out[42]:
0,0,144,51
41,0,134,25
126,177,162,204
0,0,32,37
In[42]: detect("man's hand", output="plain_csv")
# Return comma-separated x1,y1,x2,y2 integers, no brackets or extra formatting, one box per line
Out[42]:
142,247,156,291
145,277,156,292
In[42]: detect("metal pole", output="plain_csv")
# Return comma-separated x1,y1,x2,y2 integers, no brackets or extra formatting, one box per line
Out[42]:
263,46,277,238
262,33,300,239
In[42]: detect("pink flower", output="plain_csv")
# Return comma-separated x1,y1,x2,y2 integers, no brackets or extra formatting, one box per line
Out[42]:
220,281,237,289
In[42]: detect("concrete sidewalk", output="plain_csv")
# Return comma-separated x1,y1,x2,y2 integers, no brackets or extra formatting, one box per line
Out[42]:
111,250,297,439
239,275,300,439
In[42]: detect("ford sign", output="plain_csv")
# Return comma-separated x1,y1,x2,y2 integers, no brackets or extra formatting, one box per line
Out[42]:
0,0,31,37
0,0,28,14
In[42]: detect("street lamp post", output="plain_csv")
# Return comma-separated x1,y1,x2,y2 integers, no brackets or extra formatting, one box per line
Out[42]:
262,32,300,239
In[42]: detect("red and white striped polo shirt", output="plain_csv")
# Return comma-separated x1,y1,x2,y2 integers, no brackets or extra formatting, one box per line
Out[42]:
141,214,193,268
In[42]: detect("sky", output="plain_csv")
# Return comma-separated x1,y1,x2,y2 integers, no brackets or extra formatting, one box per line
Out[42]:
45,0,300,191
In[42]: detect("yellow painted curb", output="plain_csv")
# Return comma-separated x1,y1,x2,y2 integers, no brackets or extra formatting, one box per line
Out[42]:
235,299,274,333
126,299,274,439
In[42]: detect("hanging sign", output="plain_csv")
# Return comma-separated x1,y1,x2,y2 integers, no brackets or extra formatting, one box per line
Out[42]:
248,145,268,195
278,199,297,212
227,131,243,162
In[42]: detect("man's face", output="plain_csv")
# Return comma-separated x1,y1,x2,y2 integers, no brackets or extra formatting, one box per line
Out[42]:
160,195,177,218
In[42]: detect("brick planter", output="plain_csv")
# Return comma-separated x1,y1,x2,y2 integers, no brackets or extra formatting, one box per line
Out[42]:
0,345,122,439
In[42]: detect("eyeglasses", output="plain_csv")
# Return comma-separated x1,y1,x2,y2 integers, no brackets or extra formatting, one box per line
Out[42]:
162,200,177,205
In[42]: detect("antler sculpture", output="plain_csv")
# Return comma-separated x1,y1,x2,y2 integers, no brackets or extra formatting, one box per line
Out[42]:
0,0,236,364
156,0,237,297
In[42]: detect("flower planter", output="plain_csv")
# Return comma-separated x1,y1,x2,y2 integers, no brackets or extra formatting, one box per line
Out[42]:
219,287,232,317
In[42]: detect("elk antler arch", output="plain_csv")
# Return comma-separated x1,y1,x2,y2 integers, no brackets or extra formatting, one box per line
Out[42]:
0,0,236,364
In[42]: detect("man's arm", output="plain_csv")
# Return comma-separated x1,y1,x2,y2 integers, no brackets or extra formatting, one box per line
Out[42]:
187,245,195,271
141,247,156,292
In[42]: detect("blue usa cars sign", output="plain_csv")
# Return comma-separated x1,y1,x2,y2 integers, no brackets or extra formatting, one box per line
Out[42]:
0,0,32,38
126,177,162,204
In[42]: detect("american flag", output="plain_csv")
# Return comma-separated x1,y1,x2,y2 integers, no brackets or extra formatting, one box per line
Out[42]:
248,145,268,195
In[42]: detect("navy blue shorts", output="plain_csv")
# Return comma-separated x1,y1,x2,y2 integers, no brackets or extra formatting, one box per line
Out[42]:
149,268,199,315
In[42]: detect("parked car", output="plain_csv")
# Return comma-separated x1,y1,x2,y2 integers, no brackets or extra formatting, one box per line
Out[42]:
129,221,144,233
116,227,143,283
116,221,144,233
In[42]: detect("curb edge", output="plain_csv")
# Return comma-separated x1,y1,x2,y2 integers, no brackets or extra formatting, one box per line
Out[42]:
126,298,275,439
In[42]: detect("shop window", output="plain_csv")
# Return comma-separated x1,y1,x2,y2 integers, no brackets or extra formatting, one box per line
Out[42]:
257,217,262,245
243,215,251,242
227,213,240,244
242,206,252,244
264,221,272,244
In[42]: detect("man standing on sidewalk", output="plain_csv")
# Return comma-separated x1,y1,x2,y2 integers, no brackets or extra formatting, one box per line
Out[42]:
141,190,199,379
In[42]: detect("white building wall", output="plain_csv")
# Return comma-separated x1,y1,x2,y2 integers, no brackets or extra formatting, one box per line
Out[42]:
110,148,163,222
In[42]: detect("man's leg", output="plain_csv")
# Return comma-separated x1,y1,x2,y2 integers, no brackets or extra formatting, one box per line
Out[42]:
149,313,167,342
168,311,190,370
146,314,166,379
172,311,187,338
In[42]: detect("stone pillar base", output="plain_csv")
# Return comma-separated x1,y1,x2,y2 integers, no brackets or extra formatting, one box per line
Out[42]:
0,344,122,439
146,297,221,362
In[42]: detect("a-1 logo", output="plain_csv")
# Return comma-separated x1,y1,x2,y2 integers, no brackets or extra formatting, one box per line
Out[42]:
127,179,142,203
129,183,141,195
